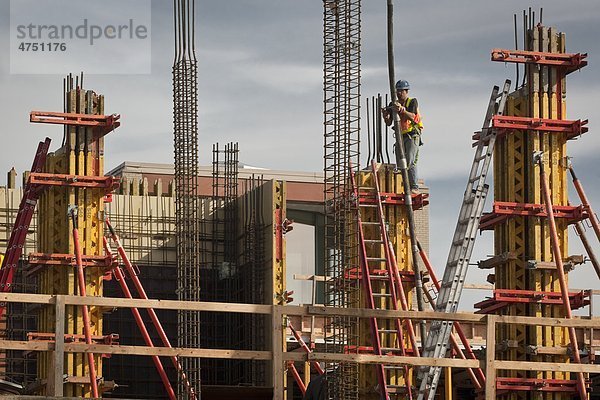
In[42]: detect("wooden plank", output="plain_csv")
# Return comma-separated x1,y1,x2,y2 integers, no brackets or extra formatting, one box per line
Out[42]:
485,315,496,400
306,305,486,323
50,295,65,396
272,307,284,400
494,360,600,374
304,353,480,369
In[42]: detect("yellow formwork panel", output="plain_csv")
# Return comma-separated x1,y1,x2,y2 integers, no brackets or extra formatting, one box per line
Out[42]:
356,164,414,399
494,26,572,400
37,88,106,397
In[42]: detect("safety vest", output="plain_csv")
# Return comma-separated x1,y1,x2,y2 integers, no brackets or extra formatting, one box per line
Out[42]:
400,98,423,135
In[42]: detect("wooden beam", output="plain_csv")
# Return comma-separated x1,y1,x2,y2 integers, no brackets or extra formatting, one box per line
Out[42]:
2,292,600,328
50,295,65,396
304,353,480,368
495,315,600,328
485,315,496,400
306,305,486,323
494,359,600,374
272,306,284,400
478,252,517,269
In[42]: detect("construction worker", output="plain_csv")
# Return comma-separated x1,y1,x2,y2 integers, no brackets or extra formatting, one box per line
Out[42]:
382,79,423,194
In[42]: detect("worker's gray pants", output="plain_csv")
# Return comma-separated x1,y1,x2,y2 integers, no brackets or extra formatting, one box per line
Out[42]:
395,133,420,189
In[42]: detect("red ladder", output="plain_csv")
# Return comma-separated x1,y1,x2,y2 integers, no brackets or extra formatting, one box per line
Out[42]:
0,138,51,317
350,160,420,400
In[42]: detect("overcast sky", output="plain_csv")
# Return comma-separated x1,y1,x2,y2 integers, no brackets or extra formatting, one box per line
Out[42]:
1,0,599,310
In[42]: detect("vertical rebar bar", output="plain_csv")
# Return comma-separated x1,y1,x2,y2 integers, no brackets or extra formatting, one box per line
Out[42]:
173,0,201,397
323,1,361,399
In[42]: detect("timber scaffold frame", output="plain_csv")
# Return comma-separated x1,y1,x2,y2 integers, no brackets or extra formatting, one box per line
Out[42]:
1,292,600,399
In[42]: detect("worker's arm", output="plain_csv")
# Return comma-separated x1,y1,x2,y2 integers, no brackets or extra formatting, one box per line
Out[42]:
401,107,416,123
382,102,405,126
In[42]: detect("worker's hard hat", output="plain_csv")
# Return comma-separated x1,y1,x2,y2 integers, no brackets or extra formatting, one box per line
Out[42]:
395,80,410,90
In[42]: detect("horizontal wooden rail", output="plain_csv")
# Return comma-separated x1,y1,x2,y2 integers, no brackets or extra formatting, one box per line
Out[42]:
2,291,600,400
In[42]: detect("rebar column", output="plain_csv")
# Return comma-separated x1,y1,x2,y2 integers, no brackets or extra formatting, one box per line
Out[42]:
323,1,361,399
173,0,201,397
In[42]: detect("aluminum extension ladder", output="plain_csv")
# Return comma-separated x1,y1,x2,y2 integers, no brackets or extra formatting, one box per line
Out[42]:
416,80,511,400
350,160,419,400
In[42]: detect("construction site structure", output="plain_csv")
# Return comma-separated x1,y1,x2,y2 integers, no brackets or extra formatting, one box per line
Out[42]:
476,18,591,399
36,78,113,397
322,0,362,398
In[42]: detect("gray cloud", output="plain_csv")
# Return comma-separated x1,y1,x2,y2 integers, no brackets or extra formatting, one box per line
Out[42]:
1,1,599,310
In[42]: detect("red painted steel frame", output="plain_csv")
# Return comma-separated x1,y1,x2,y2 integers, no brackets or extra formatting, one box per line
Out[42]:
29,173,119,191
28,332,119,345
30,111,121,139
105,219,197,400
473,116,588,144
358,190,429,210
474,289,589,314
28,253,112,268
491,48,588,71
102,237,176,400
538,159,587,400
288,321,324,375
287,361,307,395
479,201,588,230
349,164,389,400
0,138,51,318
496,377,579,392
70,209,99,398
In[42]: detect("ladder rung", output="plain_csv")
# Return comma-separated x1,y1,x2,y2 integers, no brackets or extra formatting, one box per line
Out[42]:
366,257,387,262
458,216,473,225
359,204,378,208
384,365,406,370
378,329,397,333
452,238,466,246
361,221,381,226
380,347,403,352
441,280,454,288
464,195,476,205
358,186,376,190
364,239,383,243
469,175,482,183
370,275,391,280
373,293,392,298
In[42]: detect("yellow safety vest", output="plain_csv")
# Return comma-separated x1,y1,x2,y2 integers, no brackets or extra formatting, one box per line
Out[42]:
400,98,424,135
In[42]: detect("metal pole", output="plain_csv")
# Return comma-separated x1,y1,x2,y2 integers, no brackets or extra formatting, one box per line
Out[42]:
386,0,427,350
569,163,600,242
536,153,587,400
105,219,197,399
572,214,600,280
68,206,99,398
103,237,177,400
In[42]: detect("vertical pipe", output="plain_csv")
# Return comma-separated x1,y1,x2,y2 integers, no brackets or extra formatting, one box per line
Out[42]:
572,219,600,280
106,219,196,399
537,154,587,400
569,165,600,242
103,238,177,400
386,0,427,351
69,207,99,398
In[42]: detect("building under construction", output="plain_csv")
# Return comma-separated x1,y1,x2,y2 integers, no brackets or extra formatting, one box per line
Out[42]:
1,2,600,400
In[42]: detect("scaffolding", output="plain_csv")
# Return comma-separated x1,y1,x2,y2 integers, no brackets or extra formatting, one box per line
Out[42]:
473,10,591,400
201,143,239,385
322,0,361,398
173,0,201,396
